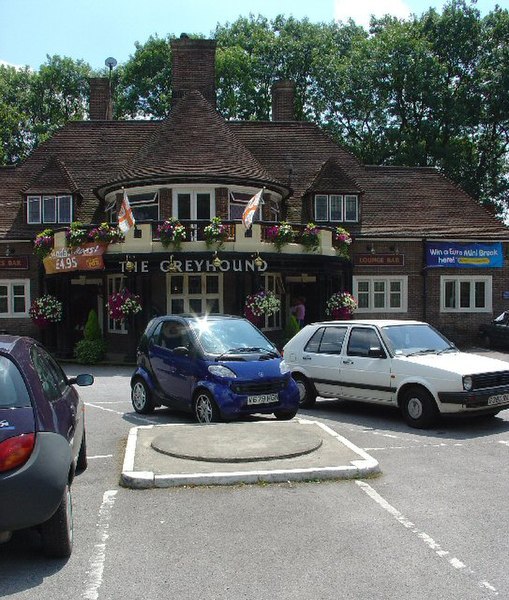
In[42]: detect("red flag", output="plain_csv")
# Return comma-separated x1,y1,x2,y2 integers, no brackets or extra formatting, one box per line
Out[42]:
242,189,263,230
118,188,135,233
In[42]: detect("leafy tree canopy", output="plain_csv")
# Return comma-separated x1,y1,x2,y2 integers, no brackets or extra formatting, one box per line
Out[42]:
0,0,507,214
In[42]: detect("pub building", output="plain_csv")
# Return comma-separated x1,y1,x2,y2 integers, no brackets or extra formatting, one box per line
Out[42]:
0,35,508,360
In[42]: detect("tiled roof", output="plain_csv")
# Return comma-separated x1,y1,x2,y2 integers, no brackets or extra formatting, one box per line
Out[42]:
0,94,507,241
106,90,282,192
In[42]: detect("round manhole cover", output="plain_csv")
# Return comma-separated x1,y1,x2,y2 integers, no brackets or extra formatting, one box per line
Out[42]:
151,423,322,463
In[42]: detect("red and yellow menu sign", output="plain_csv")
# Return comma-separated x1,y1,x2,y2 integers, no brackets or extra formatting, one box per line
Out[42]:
43,243,108,274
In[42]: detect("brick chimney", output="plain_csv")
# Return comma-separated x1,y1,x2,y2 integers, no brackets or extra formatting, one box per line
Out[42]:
271,80,295,121
89,78,113,120
170,34,217,107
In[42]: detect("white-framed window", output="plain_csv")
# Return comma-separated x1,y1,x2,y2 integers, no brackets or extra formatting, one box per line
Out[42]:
314,194,358,223
440,275,492,312
353,276,408,313
173,190,214,221
262,273,283,330
107,274,127,333
27,195,72,224
108,191,159,223
0,280,30,317
167,273,223,315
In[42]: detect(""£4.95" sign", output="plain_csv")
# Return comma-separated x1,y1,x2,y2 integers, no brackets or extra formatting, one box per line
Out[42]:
43,243,108,274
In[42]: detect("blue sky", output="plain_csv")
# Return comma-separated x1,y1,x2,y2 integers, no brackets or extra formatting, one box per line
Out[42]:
0,0,505,70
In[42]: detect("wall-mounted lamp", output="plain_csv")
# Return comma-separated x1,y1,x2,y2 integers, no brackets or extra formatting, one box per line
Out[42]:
125,255,135,272
168,254,178,272
253,252,264,269
389,245,399,254
4,245,14,257
212,252,221,268
367,244,376,255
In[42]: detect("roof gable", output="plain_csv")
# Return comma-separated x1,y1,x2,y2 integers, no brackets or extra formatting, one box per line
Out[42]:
307,158,363,194
22,155,79,195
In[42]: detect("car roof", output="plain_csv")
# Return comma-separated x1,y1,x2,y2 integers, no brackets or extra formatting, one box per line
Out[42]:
309,319,427,327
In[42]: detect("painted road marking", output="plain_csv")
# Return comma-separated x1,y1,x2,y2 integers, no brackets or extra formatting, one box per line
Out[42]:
356,480,498,596
83,489,118,600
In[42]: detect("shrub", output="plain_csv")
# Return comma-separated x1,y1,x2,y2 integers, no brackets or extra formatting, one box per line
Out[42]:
83,309,101,341
73,339,106,365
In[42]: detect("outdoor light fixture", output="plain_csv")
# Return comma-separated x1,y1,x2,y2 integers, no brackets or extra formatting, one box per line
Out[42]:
212,252,221,268
4,245,14,257
253,252,264,269
367,244,376,255
389,245,399,254
168,255,178,272
125,255,135,272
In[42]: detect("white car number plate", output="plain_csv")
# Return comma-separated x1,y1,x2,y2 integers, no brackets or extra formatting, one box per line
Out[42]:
487,393,509,406
247,393,278,405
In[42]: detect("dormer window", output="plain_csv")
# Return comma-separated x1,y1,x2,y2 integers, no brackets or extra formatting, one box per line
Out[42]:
27,195,72,224
314,194,359,223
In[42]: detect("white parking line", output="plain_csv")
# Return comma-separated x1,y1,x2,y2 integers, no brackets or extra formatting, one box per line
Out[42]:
82,489,118,600
85,402,160,424
356,481,498,596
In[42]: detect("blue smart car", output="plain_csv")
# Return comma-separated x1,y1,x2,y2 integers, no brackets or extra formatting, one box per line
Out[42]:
131,315,299,423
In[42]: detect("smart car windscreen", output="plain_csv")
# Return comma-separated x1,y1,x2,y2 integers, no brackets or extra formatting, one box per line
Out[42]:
188,318,276,355
382,324,454,356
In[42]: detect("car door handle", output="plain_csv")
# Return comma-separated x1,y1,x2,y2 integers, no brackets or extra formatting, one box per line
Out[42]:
342,359,354,365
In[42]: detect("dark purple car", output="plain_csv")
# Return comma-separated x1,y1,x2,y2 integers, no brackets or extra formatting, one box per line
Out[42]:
0,335,93,558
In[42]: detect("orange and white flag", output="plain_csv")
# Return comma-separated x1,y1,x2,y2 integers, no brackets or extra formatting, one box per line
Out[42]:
242,188,264,230
118,188,135,233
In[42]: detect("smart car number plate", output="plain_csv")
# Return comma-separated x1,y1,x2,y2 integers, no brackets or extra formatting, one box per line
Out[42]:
247,393,278,405
487,393,509,406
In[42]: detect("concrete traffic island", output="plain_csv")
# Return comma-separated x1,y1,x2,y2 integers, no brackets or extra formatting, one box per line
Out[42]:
120,418,381,489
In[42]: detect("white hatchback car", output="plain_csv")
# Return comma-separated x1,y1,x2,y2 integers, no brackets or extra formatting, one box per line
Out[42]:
282,319,509,428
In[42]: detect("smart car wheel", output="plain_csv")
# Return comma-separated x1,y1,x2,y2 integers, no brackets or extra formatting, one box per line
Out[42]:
131,378,155,414
40,483,73,558
274,409,298,420
194,391,220,423
401,386,438,429
292,374,317,408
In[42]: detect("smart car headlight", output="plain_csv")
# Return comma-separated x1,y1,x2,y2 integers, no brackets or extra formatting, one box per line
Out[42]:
279,360,291,374
463,376,473,392
208,365,237,378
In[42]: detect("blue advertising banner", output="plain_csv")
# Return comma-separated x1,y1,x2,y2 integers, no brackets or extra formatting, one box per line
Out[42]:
426,242,503,268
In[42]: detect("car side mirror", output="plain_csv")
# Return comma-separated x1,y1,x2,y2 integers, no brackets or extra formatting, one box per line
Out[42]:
368,347,386,359
69,373,94,386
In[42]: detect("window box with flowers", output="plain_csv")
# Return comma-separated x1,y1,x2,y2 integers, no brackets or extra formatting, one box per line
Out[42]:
244,290,281,326
325,291,358,320
65,221,89,248
89,222,125,244
203,217,229,249
265,221,295,252
157,218,187,250
107,288,142,322
333,226,352,258
29,294,63,328
300,223,320,253
33,229,55,260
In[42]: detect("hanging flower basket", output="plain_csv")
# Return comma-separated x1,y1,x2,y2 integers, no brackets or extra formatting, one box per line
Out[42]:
88,222,125,244
300,223,320,253
157,218,187,250
333,226,352,258
107,288,142,322
203,217,229,249
265,221,295,252
29,294,63,328
325,291,357,320
65,221,89,247
244,290,281,325
33,229,54,260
